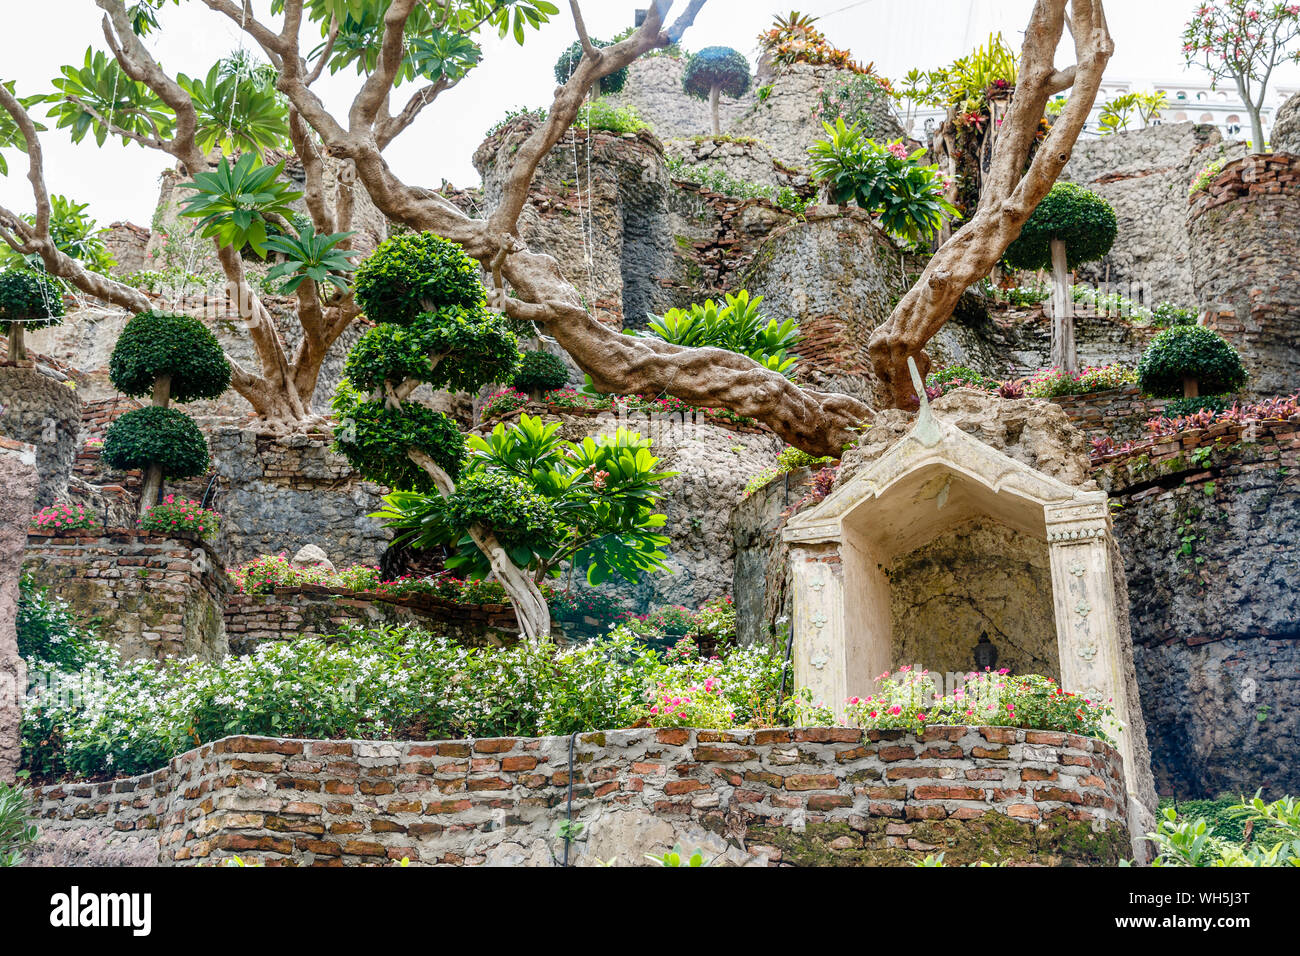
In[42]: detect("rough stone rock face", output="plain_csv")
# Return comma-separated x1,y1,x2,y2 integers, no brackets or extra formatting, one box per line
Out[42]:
291,544,334,571
489,409,782,613
983,304,1157,378
103,221,150,274
889,518,1059,679
1271,90,1300,154
838,390,1096,490
0,365,82,507
1189,153,1300,397
0,438,37,782
1061,123,1244,307
662,135,812,193
731,63,904,172
203,425,390,569
605,55,757,141
1102,442,1300,797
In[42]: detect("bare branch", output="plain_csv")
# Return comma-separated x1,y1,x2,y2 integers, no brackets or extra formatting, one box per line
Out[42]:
570,1,599,57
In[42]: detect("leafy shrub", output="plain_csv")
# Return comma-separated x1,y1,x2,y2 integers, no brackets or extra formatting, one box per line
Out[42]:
17,573,97,672
1189,158,1226,197
844,668,1115,743
102,406,210,479
22,626,804,778
574,98,649,134
353,232,486,325
512,349,569,393
664,158,812,213
638,290,801,376
108,310,230,402
1146,794,1300,867
682,46,752,100
486,105,548,138
1137,326,1248,398
925,365,999,397
140,495,219,539
554,39,629,95
808,120,958,243
0,266,65,329
548,588,626,621
30,503,101,533
178,154,302,256
814,72,893,135
0,783,37,867
1003,182,1117,271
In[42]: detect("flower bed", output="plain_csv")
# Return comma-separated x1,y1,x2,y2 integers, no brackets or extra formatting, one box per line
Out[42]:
1089,393,1300,463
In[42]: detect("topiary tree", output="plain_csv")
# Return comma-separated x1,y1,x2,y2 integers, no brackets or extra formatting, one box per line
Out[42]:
1003,182,1117,374
1137,325,1248,400
0,267,64,363
335,233,673,639
512,349,569,398
105,311,231,517
682,46,752,135
555,39,629,97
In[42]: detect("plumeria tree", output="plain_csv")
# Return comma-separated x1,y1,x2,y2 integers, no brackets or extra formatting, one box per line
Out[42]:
1183,0,1300,151
2,0,1112,446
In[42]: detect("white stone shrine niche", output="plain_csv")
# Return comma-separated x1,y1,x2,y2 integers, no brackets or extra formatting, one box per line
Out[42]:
782,379,1157,853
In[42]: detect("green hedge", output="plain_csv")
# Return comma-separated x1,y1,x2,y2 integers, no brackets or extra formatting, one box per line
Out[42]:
511,349,569,392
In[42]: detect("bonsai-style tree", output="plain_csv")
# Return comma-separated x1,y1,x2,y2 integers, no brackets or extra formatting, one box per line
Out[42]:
512,349,569,399
0,266,63,362
682,46,752,135
1137,325,1248,400
1183,0,1300,152
334,233,672,639
1003,182,1117,374
104,310,231,517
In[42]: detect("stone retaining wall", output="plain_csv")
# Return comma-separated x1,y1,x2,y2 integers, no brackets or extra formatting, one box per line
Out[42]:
22,530,228,661
29,727,1132,867
1190,153,1300,396
1050,385,1166,443
224,588,517,654
1097,421,1300,797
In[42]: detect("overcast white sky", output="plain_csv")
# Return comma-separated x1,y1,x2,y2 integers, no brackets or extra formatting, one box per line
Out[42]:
3,0,1299,228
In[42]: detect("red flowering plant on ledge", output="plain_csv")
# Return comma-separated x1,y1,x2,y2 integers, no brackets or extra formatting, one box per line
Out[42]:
139,496,220,541
1091,393,1300,463
843,667,1116,744
30,503,101,533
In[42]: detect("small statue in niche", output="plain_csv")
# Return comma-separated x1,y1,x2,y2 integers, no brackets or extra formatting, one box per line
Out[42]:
973,632,999,671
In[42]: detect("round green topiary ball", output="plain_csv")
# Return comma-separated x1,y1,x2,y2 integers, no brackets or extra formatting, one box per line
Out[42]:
554,39,629,95
331,384,467,492
1137,325,1249,398
354,233,487,326
109,311,231,403
1003,182,1118,271
102,406,210,479
682,46,753,100
0,267,65,331
511,349,569,393
344,305,519,396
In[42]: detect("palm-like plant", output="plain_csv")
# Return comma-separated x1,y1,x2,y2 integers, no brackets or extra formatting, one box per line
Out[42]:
640,290,801,377
179,63,290,159
264,224,358,294
0,195,115,274
177,154,304,256
809,120,959,244
45,48,175,147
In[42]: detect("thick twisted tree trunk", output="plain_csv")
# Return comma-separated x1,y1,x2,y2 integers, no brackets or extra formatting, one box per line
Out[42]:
868,0,1113,408
407,450,551,639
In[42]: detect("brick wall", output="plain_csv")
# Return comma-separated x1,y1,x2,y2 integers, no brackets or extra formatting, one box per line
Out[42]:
30,727,1132,867
23,530,228,661
1050,385,1167,443
225,588,518,654
1189,153,1300,396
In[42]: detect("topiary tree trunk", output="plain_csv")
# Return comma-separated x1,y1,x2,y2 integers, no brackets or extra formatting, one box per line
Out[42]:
6,325,24,363
1048,238,1077,374
136,373,174,520
709,84,721,135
